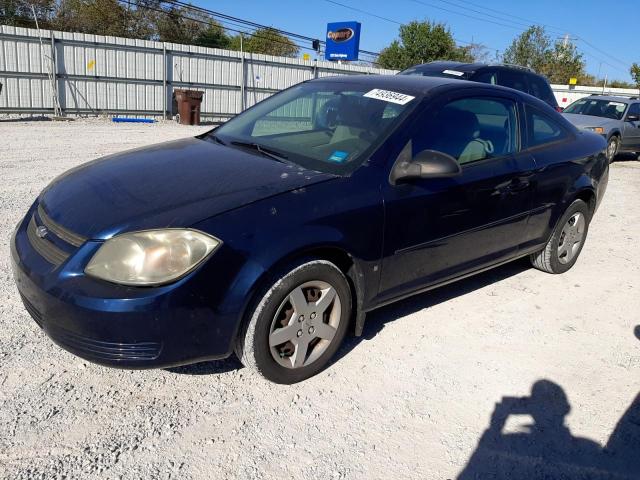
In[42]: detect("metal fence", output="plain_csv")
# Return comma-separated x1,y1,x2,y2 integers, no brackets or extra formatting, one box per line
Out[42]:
0,25,396,121
3,25,638,120
551,84,640,109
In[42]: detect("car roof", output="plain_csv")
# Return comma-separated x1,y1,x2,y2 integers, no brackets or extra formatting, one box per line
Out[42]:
404,61,486,73
308,74,493,96
308,74,467,96
579,95,637,103
308,74,550,104
403,61,537,75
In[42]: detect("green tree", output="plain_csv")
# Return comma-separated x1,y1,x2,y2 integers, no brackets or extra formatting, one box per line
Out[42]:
502,26,550,72
466,43,490,63
131,3,230,47
1,0,55,27
155,6,209,44
503,26,586,84
194,22,231,49
609,79,636,89
376,20,472,70
631,63,640,89
123,0,161,40
230,27,298,57
53,0,129,36
545,40,585,84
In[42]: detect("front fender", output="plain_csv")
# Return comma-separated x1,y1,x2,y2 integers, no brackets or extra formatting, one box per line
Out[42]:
193,169,385,342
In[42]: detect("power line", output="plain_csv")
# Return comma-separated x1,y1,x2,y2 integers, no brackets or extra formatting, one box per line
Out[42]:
160,0,381,58
430,0,633,70
410,0,529,32
117,0,317,52
431,0,567,35
116,0,384,65
323,0,489,49
325,0,631,77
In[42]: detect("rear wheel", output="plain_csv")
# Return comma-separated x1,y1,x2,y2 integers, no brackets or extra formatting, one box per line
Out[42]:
606,135,619,162
235,260,351,384
530,199,590,274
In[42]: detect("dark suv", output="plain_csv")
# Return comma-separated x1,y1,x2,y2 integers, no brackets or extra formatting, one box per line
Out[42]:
399,61,560,111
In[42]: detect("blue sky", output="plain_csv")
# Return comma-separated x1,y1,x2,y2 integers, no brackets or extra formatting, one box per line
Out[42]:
199,0,637,81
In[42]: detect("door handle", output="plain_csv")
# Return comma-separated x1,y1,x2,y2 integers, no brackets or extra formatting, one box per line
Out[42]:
507,178,530,193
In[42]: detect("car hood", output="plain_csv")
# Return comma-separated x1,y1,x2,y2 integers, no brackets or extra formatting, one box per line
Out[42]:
562,112,618,129
39,137,335,239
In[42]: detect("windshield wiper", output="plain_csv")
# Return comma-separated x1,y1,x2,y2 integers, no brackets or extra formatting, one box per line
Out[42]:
207,133,227,146
230,141,289,163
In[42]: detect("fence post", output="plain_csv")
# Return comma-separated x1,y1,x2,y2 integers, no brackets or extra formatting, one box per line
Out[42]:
240,34,245,112
50,33,62,115
162,43,167,119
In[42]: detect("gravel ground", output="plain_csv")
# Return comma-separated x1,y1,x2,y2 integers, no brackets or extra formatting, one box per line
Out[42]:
1,118,639,479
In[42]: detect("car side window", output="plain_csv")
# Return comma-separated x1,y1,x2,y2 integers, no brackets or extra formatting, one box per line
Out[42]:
528,76,556,105
414,97,518,165
497,70,528,93
627,103,640,117
474,70,498,85
526,107,567,148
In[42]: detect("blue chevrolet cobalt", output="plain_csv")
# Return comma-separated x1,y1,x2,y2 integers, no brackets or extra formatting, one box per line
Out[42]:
11,76,609,383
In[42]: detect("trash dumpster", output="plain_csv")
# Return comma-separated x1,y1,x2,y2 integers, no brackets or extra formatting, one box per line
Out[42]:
174,89,204,125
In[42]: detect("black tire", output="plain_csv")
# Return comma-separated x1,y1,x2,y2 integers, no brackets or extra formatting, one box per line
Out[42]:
235,260,352,384
606,135,619,163
530,199,590,274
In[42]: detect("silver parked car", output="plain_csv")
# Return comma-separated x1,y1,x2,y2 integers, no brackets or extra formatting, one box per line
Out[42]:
562,95,640,161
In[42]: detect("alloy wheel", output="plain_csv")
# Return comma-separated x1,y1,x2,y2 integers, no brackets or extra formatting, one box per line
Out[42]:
607,137,618,161
557,212,586,264
268,280,341,369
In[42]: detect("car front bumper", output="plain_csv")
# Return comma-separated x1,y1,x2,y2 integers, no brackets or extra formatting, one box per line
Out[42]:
10,203,252,369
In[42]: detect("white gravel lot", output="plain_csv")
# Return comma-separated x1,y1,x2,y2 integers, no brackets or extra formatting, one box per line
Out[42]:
0,118,639,479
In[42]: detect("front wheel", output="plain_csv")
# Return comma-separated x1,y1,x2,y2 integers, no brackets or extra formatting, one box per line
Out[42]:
606,136,619,163
235,260,352,384
530,199,590,274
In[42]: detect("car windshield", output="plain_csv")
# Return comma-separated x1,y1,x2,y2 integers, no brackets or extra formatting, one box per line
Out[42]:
563,99,628,120
211,82,417,175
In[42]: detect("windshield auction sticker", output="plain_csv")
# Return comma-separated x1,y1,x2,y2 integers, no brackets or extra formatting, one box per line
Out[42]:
363,89,415,105
442,69,464,76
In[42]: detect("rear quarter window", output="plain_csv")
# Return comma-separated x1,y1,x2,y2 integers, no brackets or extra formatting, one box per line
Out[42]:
496,70,528,93
526,106,568,148
528,76,557,105
473,70,498,85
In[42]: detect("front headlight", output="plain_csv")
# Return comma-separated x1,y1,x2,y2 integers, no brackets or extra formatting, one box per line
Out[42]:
85,229,220,286
584,127,605,134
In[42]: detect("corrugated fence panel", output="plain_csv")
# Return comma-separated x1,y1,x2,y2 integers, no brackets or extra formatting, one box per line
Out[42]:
1,25,400,117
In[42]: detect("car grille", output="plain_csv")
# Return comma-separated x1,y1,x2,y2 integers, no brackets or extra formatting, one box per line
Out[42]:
26,205,87,267
47,324,163,362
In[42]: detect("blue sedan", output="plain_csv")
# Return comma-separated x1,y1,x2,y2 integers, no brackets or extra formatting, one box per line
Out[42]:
11,76,609,383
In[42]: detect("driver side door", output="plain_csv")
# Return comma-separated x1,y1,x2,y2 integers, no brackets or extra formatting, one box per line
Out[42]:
378,90,536,303
622,103,640,151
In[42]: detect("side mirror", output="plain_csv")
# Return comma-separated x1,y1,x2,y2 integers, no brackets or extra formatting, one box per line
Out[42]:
390,146,461,185
626,114,640,122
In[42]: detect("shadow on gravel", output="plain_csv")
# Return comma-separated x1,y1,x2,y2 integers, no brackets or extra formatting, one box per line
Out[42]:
167,256,531,376
0,115,52,122
612,153,639,163
335,257,531,363
165,356,243,375
456,327,640,480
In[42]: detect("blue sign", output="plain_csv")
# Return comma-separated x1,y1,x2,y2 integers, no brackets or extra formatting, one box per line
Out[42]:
325,21,361,61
